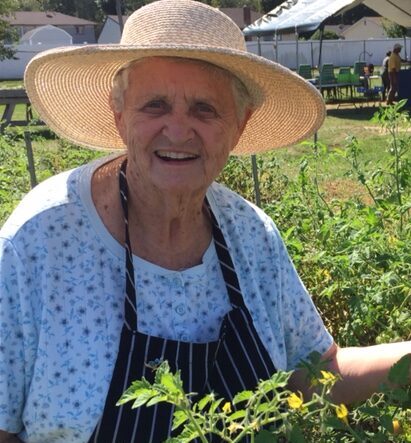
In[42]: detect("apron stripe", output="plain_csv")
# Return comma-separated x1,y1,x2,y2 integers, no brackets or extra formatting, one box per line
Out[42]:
130,335,150,440
226,313,259,382
219,260,236,272
148,338,169,443
238,309,271,379
214,361,235,400
222,340,246,391
189,342,193,393
111,333,136,443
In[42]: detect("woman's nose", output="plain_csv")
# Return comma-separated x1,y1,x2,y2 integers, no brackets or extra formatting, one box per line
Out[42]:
162,111,195,145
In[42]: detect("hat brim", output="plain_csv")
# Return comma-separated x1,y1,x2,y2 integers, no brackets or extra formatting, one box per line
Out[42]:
25,44,325,155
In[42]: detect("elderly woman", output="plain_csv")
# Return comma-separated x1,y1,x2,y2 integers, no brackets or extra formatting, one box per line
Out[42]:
0,1,410,442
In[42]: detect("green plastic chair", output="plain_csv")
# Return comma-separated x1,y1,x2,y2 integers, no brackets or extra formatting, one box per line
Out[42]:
319,63,336,85
350,73,361,86
337,67,352,84
353,61,366,76
297,64,312,80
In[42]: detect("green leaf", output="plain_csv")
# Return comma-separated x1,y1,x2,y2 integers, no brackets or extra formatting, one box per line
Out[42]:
289,424,306,443
146,395,169,407
232,390,253,405
172,410,188,430
160,373,180,393
256,402,270,413
116,385,154,406
209,398,224,414
324,416,348,430
131,390,158,409
197,394,213,411
379,414,394,433
255,429,276,443
388,355,411,386
226,409,246,421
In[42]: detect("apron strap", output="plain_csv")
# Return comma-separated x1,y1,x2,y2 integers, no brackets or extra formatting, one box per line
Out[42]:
205,199,245,309
119,159,138,331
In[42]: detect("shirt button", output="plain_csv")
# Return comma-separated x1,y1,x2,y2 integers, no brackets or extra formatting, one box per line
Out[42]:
175,304,185,315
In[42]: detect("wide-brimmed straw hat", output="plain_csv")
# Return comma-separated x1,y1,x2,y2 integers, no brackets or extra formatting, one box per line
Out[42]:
24,0,325,155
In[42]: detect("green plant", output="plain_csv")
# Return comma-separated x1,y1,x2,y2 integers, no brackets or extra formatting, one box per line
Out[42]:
118,355,411,442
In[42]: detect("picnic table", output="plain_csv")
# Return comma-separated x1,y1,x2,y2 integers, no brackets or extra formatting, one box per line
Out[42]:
0,88,40,133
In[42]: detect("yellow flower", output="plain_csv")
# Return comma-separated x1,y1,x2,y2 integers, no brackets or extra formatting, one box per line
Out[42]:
250,420,260,431
227,422,242,435
287,391,304,410
335,403,349,425
321,269,331,281
222,402,232,414
392,419,402,435
319,370,337,385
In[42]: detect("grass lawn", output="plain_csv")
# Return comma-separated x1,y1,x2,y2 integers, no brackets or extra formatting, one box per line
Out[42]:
0,80,24,88
250,104,409,202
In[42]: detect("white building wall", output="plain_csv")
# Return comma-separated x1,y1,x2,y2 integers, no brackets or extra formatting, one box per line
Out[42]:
1,36,408,80
0,43,84,79
343,19,386,40
98,18,122,44
246,37,409,71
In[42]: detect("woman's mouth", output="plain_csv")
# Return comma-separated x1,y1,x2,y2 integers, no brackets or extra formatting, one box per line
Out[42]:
155,151,199,161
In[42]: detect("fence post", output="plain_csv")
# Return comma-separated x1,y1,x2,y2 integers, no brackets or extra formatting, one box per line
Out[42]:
24,131,37,188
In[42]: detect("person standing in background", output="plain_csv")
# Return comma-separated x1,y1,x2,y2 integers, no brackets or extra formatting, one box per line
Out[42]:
387,44,403,104
381,51,391,101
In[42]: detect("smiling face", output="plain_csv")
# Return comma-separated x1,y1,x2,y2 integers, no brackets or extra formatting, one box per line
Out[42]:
111,57,250,198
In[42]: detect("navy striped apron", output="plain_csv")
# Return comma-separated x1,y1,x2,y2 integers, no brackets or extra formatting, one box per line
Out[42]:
89,159,277,442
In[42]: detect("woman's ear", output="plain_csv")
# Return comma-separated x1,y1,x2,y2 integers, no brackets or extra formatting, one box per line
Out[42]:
109,91,126,143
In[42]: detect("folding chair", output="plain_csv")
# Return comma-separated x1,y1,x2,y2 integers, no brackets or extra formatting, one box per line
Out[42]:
297,64,313,80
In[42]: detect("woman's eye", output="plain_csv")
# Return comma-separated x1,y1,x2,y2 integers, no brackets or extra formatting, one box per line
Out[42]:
142,100,168,114
194,102,217,118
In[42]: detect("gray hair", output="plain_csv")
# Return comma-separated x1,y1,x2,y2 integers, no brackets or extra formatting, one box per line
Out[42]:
111,57,254,121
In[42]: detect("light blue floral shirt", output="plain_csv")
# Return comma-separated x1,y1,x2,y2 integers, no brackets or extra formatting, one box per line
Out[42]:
0,156,333,442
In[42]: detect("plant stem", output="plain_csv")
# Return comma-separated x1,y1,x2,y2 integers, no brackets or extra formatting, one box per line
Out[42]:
184,408,209,443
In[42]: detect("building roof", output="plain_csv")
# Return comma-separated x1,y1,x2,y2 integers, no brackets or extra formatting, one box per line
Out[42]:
106,8,263,30
340,16,385,37
323,24,351,36
20,24,73,44
3,11,96,26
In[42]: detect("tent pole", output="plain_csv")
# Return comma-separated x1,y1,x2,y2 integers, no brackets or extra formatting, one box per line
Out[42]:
295,27,299,71
314,23,325,149
275,31,278,62
251,36,262,208
317,23,324,76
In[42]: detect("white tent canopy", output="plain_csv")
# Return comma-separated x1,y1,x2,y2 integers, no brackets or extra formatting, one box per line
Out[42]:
243,0,411,36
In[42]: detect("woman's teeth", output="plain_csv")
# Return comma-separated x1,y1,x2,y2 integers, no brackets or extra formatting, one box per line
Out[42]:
156,151,198,160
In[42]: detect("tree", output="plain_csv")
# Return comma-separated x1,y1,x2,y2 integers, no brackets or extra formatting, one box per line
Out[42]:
40,0,101,21
211,0,262,10
261,0,283,13
310,29,340,40
11,0,42,11
0,0,18,61
382,19,406,38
